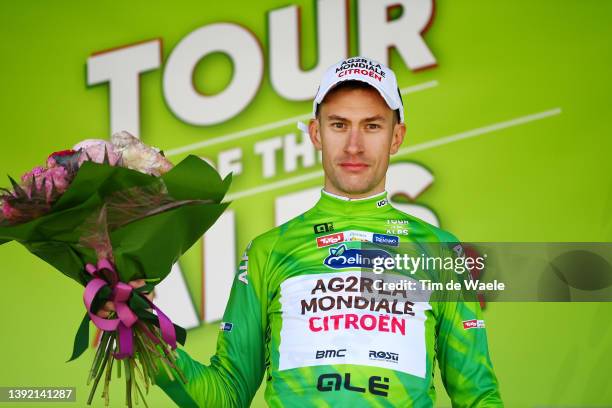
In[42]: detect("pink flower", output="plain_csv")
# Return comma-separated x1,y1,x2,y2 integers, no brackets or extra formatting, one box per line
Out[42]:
44,166,70,195
1,200,17,220
21,166,45,183
73,139,120,167
20,166,70,202
46,157,58,168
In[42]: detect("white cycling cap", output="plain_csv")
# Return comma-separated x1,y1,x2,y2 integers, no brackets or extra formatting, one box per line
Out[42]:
313,56,404,123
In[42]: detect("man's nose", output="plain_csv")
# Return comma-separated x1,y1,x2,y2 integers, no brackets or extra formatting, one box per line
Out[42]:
344,127,364,155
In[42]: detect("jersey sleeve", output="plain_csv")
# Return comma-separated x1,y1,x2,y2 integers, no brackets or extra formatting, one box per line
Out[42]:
154,239,269,407
434,243,504,407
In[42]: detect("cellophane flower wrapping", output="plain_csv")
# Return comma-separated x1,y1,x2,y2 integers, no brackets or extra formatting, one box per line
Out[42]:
0,132,232,407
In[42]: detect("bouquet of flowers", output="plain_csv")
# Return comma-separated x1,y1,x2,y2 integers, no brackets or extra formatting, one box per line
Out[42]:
0,131,231,407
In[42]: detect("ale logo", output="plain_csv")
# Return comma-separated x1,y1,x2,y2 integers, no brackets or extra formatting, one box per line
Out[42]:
317,373,390,397
324,244,392,270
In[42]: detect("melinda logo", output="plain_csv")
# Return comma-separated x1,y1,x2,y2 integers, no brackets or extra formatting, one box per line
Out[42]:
323,244,391,269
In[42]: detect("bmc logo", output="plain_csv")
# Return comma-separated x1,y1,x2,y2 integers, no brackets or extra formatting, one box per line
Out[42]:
317,373,390,397
317,232,344,248
462,319,485,330
316,349,346,359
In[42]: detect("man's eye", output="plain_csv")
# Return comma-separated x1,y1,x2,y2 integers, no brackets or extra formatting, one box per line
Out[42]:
366,123,381,130
331,122,346,129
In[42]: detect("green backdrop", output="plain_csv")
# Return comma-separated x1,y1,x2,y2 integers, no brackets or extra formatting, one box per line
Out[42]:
1,1,611,406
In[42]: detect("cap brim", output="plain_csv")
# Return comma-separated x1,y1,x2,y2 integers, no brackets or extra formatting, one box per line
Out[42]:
313,77,403,123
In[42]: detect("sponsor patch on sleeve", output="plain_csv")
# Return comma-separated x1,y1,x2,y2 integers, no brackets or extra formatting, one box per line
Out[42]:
220,321,234,332
462,319,485,330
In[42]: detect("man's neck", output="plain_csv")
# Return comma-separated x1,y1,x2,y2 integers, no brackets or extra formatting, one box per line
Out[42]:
321,189,387,201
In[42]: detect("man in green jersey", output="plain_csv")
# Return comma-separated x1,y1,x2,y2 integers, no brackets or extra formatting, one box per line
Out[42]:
100,57,503,407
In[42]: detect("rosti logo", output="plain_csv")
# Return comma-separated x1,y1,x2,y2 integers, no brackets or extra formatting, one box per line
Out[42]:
462,319,485,330
369,350,399,363
323,244,392,269
317,373,390,397
317,232,344,248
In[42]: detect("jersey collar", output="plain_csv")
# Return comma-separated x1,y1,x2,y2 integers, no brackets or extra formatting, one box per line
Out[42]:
316,189,392,215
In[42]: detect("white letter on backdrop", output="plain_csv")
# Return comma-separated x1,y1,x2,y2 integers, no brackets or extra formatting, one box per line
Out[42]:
153,263,200,329
284,132,316,173
218,147,243,178
202,210,236,323
386,162,439,226
87,39,161,137
254,137,283,178
269,0,348,100
163,23,263,125
358,0,436,70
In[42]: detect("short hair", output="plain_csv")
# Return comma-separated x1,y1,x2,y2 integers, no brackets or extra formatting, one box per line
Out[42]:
315,80,401,124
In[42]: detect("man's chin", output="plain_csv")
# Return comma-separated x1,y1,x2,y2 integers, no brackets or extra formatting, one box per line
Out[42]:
334,182,378,197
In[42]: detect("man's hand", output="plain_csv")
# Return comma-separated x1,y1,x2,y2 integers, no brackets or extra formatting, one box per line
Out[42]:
95,279,154,318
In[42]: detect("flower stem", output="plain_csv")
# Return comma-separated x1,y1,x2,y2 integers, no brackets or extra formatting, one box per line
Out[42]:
102,347,114,406
149,326,187,384
117,350,122,379
87,335,112,405
134,377,149,408
88,330,111,385
124,359,132,408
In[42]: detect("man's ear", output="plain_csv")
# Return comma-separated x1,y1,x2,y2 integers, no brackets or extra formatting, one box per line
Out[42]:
390,122,406,155
309,118,322,151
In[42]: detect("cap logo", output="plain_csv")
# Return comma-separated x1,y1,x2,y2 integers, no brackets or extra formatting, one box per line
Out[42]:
338,68,383,82
335,58,386,78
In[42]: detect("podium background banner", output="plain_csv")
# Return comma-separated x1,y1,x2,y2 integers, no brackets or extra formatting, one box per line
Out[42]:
1,0,611,406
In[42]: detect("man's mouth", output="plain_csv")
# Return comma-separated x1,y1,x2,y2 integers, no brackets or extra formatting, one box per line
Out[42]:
339,162,369,172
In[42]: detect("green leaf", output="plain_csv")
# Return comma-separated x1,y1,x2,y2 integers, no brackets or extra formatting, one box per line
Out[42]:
52,161,155,212
162,155,231,202
67,312,90,362
174,324,186,345
110,201,229,282
8,175,27,198
135,283,155,294
102,145,110,165
129,292,150,311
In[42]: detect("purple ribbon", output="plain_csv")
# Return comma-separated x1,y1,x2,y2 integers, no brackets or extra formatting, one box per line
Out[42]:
82,259,177,359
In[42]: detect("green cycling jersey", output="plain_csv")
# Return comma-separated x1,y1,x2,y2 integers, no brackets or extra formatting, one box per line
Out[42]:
155,190,503,407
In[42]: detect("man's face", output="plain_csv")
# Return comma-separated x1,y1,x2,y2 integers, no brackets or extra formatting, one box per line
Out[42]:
309,86,405,198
